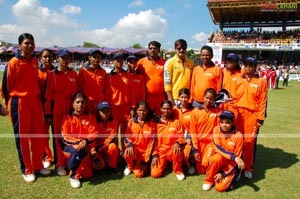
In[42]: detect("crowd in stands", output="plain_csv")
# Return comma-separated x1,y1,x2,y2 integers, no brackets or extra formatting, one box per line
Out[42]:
210,29,300,46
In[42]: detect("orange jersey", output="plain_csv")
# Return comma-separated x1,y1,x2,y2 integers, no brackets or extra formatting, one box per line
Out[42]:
96,119,119,146
222,68,241,98
190,107,220,149
137,56,165,96
38,65,54,104
44,68,78,115
78,65,107,103
155,118,185,154
125,116,157,162
131,71,146,103
233,74,268,122
190,65,223,103
213,126,243,174
105,70,135,107
2,55,40,106
61,112,99,147
173,104,194,134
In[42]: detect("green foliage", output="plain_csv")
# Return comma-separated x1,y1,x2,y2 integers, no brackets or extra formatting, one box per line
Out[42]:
0,71,300,198
82,42,100,48
132,43,142,49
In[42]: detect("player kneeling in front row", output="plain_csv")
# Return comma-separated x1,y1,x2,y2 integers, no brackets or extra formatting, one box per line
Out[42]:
202,110,244,192
61,93,99,188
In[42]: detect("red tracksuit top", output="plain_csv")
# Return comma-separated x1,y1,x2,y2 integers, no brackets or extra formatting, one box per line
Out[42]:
105,70,135,107
78,65,107,102
38,65,54,104
44,68,78,116
96,119,119,145
61,112,99,148
131,71,146,103
125,116,157,162
213,126,243,176
2,54,40,106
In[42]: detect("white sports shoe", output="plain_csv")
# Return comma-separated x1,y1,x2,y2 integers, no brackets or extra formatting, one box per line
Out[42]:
43,161,52,169
39,168,51,176
22,174,36,183
244,170,253,179
123,167,131,176
176,173,185,181
56,166,66,176
70,178,81,188
202,183,212,191
187,165,196,175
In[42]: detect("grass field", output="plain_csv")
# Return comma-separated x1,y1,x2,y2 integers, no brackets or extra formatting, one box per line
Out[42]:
0,72,300,199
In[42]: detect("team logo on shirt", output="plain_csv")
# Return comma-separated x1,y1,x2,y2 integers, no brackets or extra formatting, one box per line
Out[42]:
143,130,151,135
123,78,129,83
107,128,112,132
69,78,76,82
184,115,190,119
33,64,38,68
156,65,164,69
227,141,235,146
98,75,104,79
232,77,238,81
168,127,176,131
209,113,217,117
134,79,141,83
205,73,213,77
250,83,259,88
81,120,90,126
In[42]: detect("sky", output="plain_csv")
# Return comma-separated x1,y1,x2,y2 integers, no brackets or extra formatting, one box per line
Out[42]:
0,0,218,50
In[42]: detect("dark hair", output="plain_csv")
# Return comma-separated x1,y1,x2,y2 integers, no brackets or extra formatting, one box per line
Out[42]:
18,33,34,45
160,100,175,119
72,92,87,103
160,100,173,108
136,101,154,121
148,41,161,49
175,39,187,49
40,48,53,58
178,88,190,98
201,45,213,56
204,88,217,99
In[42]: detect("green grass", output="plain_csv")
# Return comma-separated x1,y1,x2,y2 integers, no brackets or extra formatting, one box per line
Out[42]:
1,71,300,199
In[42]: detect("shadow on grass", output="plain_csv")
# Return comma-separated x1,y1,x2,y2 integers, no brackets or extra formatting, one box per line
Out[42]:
86,160,126,185
234,144,299,191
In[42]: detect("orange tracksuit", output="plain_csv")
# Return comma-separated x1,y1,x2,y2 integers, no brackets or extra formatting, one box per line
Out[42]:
44,68,79,168
222,68,241,99
61,112,99,180
233,74,267,172
78,65,107,115
105,69,136,151
204,126,243,192
151,118,185,178
190,107,220,174
173,104,194,167
124,116,157,178
1,55,46,175
137,57,166,116
38,65,54,163
131,70,146,104
91,119,119,170
190,64,223,103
